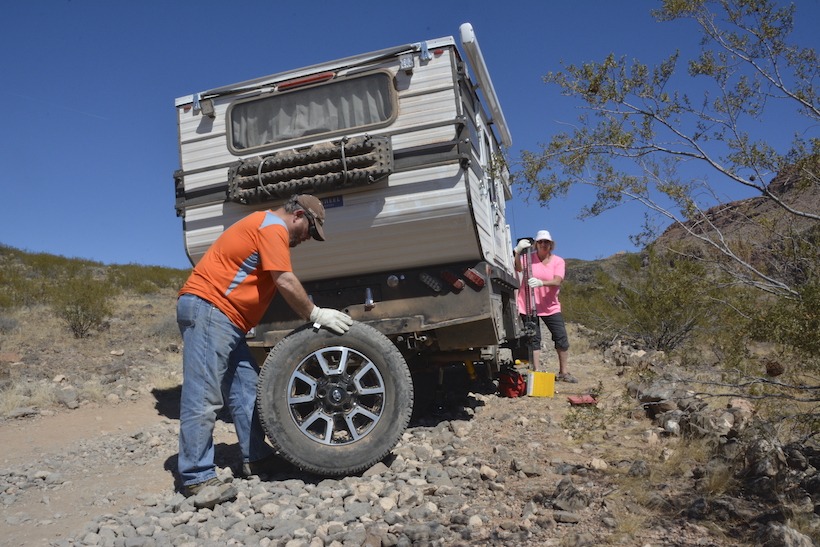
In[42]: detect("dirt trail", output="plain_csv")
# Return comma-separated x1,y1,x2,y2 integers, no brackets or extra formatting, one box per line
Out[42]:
0,327,632,546
0,399,162,467
0,377,591,547
1,399,173,546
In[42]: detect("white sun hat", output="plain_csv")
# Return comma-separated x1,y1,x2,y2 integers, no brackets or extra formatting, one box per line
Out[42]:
535,230,553,241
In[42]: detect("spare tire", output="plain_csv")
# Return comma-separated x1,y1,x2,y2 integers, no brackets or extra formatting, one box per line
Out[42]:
256,321,413,476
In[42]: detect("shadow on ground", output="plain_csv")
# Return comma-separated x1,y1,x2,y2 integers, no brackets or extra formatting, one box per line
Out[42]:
408,363,494,427
152,386,181,420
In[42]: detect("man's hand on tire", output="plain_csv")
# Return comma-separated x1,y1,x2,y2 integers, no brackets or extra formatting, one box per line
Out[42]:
309,306,353,334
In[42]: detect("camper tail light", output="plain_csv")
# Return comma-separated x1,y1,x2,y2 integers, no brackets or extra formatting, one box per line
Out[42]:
439,270,465,292
463,268,485,289
419,272,443,293
277,71,335,91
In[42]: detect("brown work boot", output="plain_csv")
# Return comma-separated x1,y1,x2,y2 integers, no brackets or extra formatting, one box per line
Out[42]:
241,453,280,478
182,477,237,509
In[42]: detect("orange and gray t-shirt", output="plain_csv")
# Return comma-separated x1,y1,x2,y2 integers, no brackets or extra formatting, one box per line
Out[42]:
179,210,292,332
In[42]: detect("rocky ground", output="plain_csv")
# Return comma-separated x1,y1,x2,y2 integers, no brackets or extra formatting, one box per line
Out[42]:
0,294,816,546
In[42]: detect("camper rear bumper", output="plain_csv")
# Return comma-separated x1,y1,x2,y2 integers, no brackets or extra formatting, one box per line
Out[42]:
251,260,519,350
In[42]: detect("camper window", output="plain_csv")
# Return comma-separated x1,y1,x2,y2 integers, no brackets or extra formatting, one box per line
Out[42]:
229,72,396,153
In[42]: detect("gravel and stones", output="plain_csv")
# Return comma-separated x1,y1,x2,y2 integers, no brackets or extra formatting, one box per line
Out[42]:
0,382,750,547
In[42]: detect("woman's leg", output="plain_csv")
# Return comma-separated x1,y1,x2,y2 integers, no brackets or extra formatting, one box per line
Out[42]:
542,313,573,379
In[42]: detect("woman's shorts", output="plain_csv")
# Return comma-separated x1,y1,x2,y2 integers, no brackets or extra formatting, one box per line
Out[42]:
521,312,569,351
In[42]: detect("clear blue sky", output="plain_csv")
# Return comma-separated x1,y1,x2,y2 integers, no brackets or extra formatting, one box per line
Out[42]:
1,1,817,268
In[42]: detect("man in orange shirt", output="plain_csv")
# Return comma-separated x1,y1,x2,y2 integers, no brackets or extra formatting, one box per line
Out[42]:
176,194,352,506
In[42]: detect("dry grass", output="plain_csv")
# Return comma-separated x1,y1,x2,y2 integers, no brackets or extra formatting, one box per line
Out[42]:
601,434,739,546
656,436,736,497
701,462,737,497
0,379,58,417
0,290,182,418
144,359,183,391
0,304,65,353
610,465,662,506
790,511,820,545
0,383,28,416
28,380,58,408
607,508,649,544
77,378,107,404
656,436,714,477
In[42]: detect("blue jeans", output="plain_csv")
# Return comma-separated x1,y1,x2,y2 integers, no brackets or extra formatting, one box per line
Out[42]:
176,293,273,486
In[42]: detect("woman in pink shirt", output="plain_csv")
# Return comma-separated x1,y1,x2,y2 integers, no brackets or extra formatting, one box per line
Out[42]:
514,230,576,383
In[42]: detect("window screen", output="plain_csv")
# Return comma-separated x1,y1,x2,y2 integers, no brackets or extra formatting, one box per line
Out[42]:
230,72,395,152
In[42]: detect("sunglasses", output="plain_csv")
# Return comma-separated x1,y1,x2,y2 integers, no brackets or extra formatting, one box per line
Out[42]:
536,240,552,245
302,209,321,240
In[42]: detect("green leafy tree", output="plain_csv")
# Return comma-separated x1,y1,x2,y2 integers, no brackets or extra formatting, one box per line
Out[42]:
519,0,818,303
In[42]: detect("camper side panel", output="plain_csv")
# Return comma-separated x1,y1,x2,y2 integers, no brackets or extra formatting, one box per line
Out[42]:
176,46,491,281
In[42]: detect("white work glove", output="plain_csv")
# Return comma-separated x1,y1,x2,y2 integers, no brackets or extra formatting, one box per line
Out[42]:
309,306,353,334
514,240,532,254
527,277,545,288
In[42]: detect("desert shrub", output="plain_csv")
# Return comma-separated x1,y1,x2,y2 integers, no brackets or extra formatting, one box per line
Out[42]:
0,269,22,309
750,280,820,360
24,250,100,278
50,274,119,338
561,404,607,441
0,267,49,308
564,250,721,351
618,252,716,350
1,245,190,312
683,285,758,370
561,271,623,341
1,246,103,309
108,264,189,294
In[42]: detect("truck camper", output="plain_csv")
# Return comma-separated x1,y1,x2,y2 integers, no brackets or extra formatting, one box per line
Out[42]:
174,23,522,476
